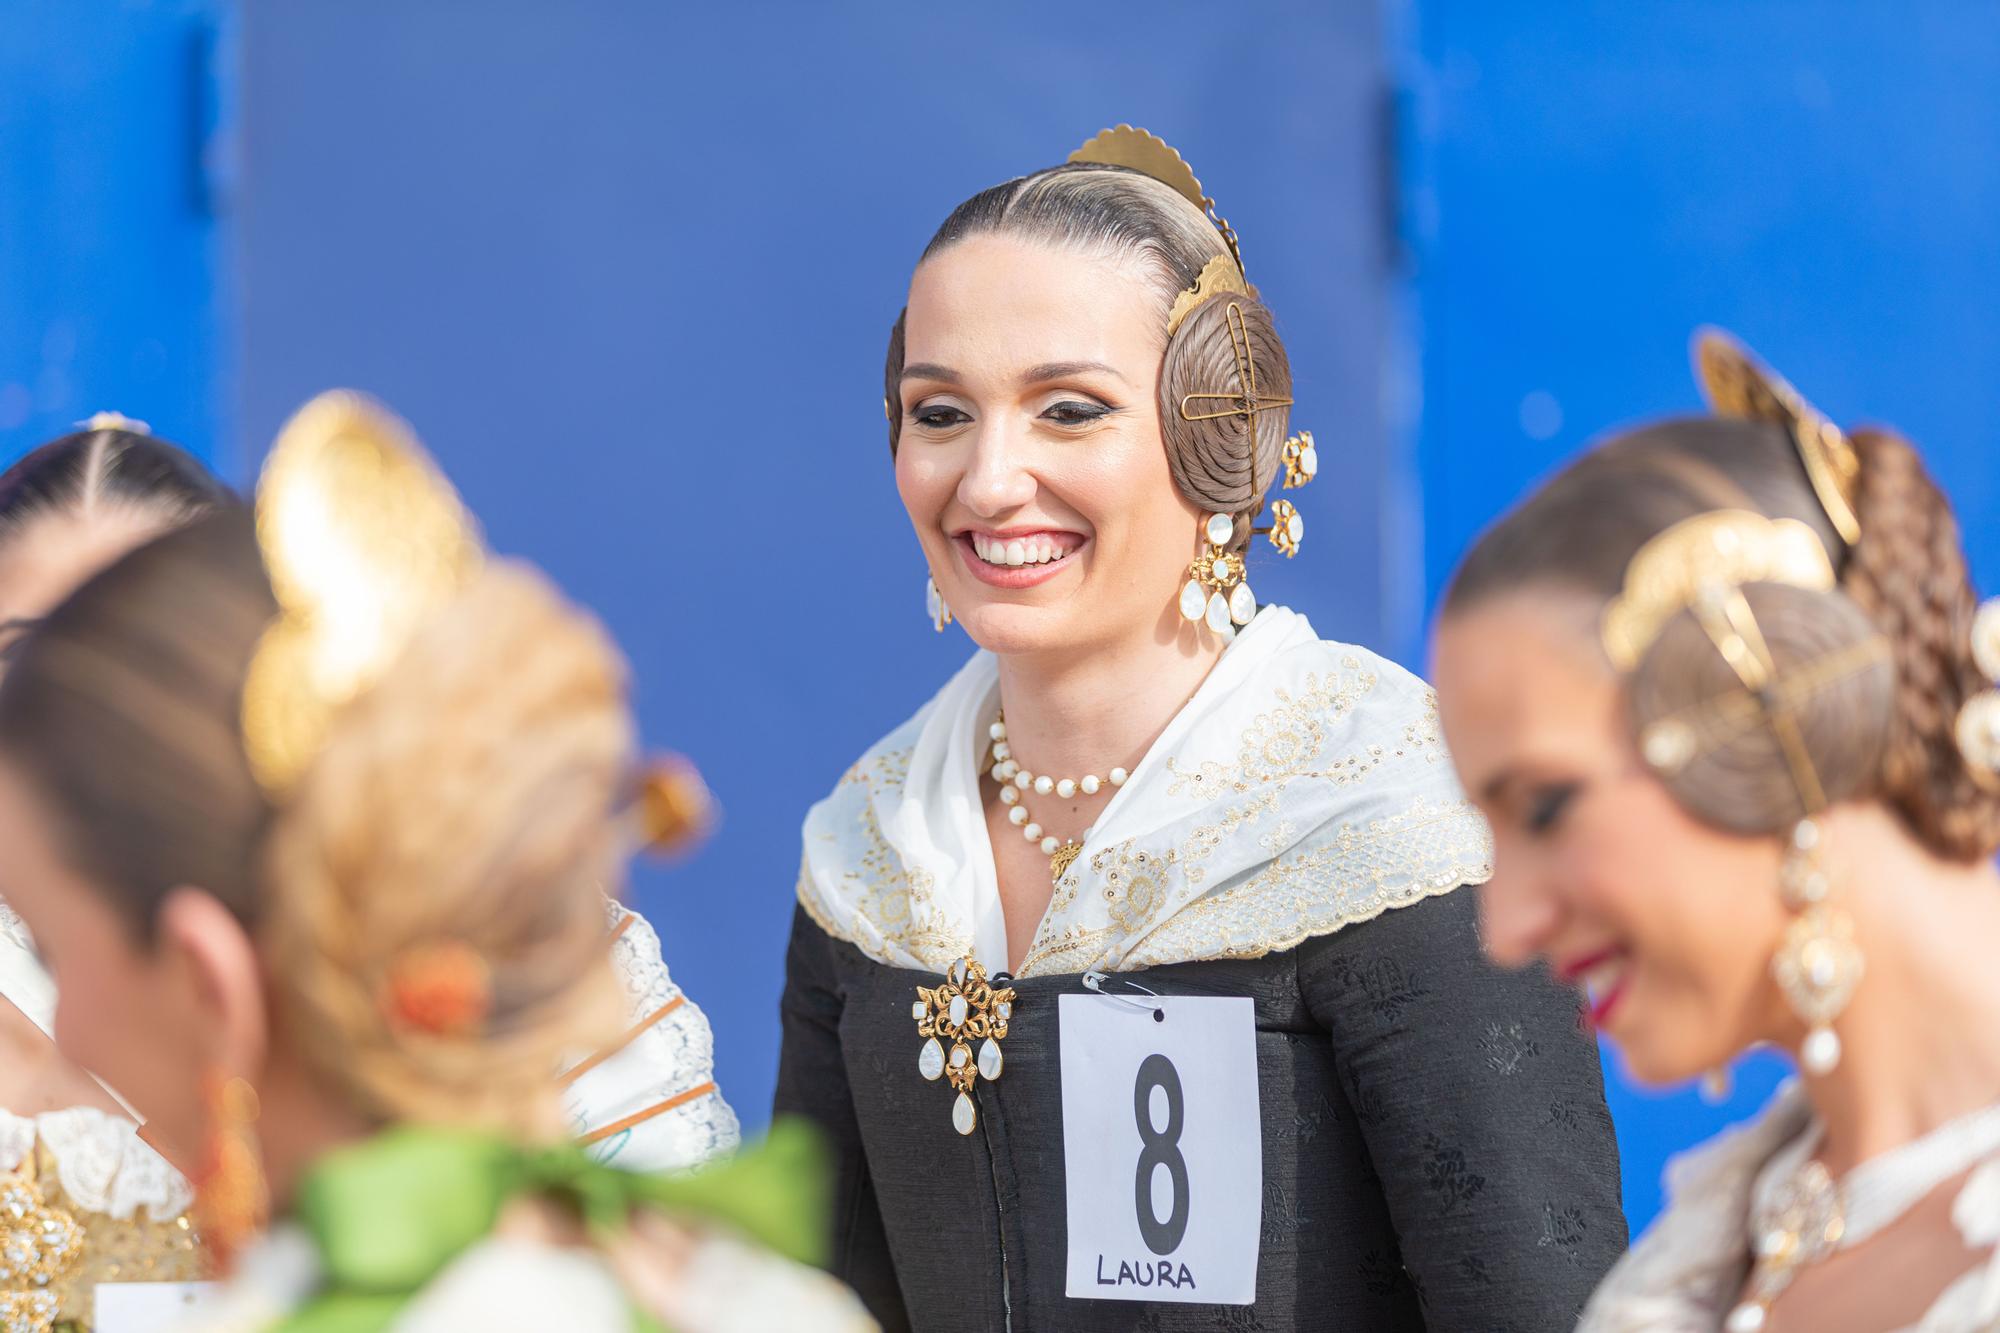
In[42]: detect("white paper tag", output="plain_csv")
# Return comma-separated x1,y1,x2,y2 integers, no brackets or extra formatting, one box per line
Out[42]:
1059,992,1262,1305
95,1280,223,1331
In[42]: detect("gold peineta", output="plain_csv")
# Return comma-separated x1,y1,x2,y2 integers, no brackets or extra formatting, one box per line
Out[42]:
1071,123,1245,275
241,391,485,794
1694,328,1862,547
1601,510,1837,672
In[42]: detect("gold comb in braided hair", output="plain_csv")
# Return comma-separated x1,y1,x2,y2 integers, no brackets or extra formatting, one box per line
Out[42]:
1694,328,1863,547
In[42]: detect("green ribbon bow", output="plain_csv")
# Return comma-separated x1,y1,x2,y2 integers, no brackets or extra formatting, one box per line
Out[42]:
275,1117,829,1332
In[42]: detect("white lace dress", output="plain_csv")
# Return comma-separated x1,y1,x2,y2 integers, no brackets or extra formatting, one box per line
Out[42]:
560,903,741,1171
1580,1083,2000,1332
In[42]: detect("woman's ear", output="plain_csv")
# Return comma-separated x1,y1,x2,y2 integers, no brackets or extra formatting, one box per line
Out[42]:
155,886,268,1082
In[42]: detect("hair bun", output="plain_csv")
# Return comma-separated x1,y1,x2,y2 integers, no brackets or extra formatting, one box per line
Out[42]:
1628,582,1894,833
1159,293,1291,543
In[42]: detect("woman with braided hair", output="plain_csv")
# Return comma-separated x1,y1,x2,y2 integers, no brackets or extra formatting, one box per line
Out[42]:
1433,330,2000,1331
775,127,1625,1331
0,394,874,1330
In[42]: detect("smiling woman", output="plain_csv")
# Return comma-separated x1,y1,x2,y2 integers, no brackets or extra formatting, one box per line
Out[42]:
775,128,1627,1332
1433,332,2000,1332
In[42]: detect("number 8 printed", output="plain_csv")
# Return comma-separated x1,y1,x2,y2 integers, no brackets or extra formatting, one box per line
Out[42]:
1133,1053,1190,1255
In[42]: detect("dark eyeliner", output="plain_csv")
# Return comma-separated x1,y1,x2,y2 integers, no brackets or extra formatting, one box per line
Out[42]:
1526,784,1577,834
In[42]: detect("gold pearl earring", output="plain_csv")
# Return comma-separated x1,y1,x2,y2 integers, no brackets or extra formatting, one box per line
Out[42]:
1178,513,1254,639
1771,817,1863,1075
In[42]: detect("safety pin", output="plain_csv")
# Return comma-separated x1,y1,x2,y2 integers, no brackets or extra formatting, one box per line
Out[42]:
1081,970,1166,1022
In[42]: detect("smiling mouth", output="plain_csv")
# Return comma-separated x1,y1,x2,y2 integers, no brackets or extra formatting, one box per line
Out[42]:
952,530,1086,588
964,531,1082,568
1558,947,1633,1030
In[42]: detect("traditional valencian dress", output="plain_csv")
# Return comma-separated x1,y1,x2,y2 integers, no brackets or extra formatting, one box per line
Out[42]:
0,896,741,1331
0,901,206,1332
177,1119,877,1332
778,607,1629,1331
1580,1083,2000,1333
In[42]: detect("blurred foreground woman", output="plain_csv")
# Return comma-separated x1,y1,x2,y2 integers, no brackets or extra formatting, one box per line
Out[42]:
0,394,873,1330
0,418,225,1329
1434,331,2000,1332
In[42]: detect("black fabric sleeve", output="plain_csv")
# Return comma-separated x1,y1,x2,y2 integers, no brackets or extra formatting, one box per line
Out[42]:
772,903,911,1333
1297,886,1628,1332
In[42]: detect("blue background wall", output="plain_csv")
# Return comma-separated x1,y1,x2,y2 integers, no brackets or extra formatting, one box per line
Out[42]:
5,0,1997,1233
0,0,233,464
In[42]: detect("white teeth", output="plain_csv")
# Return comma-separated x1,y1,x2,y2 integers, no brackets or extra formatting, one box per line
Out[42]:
1580,958,1626,1004
968,534,1076,568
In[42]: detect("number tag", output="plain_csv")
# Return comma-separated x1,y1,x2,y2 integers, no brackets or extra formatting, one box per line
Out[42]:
1058,993,1262,1305
95,1281,223,1331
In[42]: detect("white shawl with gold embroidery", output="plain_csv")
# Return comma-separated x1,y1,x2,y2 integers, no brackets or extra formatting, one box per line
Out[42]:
798,606,1493,977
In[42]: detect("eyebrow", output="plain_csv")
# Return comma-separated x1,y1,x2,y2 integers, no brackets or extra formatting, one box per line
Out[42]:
899,363,960,386
897,360,1130,388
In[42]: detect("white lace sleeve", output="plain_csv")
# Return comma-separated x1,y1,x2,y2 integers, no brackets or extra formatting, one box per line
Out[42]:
559,903,740,1173
33,1105,193,1219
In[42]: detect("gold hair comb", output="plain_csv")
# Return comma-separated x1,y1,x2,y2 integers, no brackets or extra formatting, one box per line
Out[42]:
1071,124,1245,276
1694,328,1862,547
1601,510,1835,672
240,391,484,794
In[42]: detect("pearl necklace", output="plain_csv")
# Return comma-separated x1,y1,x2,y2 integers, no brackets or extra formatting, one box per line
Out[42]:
1725,1096,2000,1331
986,712,1128,881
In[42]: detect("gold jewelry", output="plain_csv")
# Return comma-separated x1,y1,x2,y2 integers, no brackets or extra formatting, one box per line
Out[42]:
1177,301,1294,428
1179,511,1255,637
240,391,483,794
0,1154,84,1331
1600,510,1836,672
1165,254,1256,336
193,1072,269,1272
1771,818,1863,1074
913,956,1016,1136
925,574,953,633
1267,499,1303,558
1070,125,1245,275
1279,430,1319,488
1603,507,1883,1079
1694,328,1862,547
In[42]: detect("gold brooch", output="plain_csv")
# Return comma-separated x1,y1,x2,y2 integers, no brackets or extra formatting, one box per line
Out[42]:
913,957,1015,1136
0,1164,85,1331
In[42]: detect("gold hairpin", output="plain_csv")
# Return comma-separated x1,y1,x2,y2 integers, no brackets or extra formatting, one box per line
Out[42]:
1070,124,1245,275
1693,328,1862,547
240,391,484,794
1178,301,1294,428
1166,255,1257,336
1601,510,1835,672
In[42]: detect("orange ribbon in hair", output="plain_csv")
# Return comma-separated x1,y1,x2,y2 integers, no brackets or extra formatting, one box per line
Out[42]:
382,940,492,1037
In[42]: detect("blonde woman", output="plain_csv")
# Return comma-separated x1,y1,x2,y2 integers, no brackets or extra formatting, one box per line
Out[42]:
0,395,872,1330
